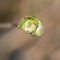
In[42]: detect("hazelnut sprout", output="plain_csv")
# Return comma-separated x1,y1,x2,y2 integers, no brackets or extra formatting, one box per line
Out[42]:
18,16,43,36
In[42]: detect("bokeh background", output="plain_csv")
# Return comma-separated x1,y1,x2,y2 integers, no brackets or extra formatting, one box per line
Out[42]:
0,0,60,60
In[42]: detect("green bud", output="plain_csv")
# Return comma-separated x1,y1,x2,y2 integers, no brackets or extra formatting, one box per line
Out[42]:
18,16,43,36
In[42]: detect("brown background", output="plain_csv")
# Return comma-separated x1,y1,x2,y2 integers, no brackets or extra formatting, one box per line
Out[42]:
0,0,60,60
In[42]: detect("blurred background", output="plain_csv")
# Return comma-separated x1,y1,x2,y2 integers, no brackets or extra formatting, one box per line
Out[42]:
0,0,60,60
